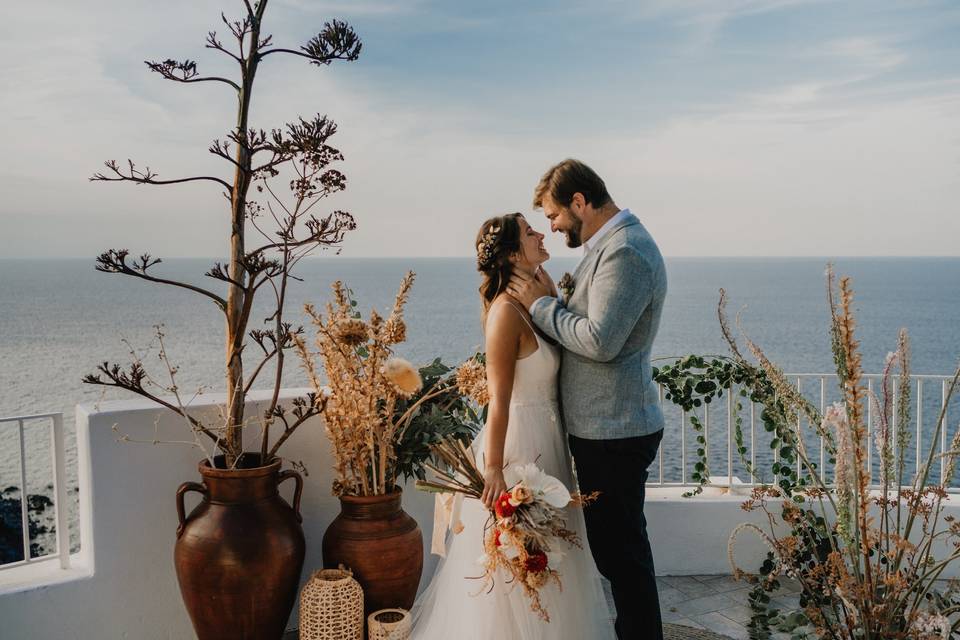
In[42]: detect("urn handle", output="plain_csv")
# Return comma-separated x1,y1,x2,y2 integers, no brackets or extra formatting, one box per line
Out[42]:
278,470,304,523
175,481,207,539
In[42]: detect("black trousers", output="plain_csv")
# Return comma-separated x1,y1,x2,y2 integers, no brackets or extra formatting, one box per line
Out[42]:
569,429,664,640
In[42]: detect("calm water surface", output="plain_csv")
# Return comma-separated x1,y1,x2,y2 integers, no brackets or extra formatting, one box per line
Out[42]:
1,257,958,560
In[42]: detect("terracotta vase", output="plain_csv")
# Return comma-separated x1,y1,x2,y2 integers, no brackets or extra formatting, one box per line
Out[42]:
322,489,423,617
174,454,305,640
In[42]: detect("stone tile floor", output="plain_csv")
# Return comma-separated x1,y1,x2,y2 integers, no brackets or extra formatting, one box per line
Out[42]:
654,574,800,639
284,574,801,639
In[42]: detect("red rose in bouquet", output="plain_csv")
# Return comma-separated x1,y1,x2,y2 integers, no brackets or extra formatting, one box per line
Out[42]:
494,491,516,518
524,549,548,573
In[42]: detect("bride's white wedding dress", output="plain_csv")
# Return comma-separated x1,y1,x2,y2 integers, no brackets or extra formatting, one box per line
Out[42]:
411,309,616,639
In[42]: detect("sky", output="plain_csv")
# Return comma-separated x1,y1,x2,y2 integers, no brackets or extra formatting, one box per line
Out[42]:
1,0,959,259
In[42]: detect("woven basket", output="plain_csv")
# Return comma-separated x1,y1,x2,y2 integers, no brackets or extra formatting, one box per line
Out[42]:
298,568,364,640
367,608,411,640
664,623,734,639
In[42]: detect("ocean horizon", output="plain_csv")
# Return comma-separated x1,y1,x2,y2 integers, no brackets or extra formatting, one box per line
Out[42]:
2,256,959,562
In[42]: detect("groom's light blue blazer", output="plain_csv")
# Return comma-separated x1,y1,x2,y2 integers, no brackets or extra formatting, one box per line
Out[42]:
530,211,667,440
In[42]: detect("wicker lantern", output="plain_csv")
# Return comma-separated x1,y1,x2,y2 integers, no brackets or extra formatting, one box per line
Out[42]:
367,608,412,640
298,568,364,640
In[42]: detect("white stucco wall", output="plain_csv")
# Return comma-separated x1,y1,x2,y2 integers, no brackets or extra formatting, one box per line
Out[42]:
2,392,958,639
0,391,439,639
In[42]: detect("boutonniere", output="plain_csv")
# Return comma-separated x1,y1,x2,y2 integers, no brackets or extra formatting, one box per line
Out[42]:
558,272,575,299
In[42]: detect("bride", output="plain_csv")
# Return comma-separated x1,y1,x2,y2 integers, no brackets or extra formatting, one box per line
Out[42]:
411,213,616,639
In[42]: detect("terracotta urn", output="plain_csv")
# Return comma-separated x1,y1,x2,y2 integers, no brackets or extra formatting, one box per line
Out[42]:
322,489,423,617
174,454,305,640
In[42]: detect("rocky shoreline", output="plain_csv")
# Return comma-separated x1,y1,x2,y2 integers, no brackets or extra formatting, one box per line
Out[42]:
0,485,74,564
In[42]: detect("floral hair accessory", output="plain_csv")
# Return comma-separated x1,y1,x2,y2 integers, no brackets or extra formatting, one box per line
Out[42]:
476,225,501,271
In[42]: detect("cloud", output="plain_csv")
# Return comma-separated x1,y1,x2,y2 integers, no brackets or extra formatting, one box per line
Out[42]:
824,37,908,72
276,0,422,15
599,86,960,257
607,0,833,50
1,1,958,259
754,83,826,108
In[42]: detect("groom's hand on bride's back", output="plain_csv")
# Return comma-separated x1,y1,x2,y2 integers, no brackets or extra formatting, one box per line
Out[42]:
506,269,554,309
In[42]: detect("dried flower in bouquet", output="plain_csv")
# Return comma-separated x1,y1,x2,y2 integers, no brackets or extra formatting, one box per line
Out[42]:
416,438,597,621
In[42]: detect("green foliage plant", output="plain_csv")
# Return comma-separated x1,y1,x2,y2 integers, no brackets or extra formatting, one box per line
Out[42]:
657,266,960,639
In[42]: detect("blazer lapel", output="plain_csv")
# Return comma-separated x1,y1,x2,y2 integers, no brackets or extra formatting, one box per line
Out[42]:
571,249,596,283
571,213,640,283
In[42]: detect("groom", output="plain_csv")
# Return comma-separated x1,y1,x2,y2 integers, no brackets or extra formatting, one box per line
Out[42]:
507,159,667,640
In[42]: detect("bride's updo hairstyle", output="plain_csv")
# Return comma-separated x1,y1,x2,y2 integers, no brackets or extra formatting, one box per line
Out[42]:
476,212,523,324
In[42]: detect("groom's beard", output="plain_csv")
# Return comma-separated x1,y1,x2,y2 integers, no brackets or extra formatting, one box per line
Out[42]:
564,215,584,248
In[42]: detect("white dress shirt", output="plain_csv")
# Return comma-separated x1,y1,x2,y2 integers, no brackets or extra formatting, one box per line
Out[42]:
582,208,631,255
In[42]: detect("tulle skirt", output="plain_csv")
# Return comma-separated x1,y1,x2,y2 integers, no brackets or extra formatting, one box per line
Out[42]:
410,403,616,640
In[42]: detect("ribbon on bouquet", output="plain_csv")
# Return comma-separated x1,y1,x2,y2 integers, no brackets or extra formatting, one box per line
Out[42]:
431,491,465,557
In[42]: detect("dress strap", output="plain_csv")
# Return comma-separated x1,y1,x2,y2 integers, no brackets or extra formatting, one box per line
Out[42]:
503,300,538,335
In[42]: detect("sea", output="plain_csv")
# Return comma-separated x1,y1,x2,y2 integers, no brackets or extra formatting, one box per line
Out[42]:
1,257,959,563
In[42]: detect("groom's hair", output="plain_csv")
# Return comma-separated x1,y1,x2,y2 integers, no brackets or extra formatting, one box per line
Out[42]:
533,159,611,210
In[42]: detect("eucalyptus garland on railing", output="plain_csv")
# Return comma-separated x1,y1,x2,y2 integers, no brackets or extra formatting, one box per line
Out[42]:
653,354,753,496
652,289,833,498
652,286,844,639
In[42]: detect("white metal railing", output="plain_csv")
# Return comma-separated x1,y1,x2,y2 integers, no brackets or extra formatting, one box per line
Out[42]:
0,413,71,571
650,374,957,490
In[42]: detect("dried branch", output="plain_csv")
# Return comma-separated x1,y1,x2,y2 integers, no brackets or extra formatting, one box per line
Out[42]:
205,29,242,64
153,328,220,464
252,115,341,176
242,252,283,279
241,1,256,24
205,261,245,289
96,249,228,311
248,210,356,257
244,324,300,395
259,19,362,65
231,128,269,155
224,10,254,60
144,58,241,92
208,139,245,170
83,362,221,445
267,394,323,458
91,159,232,191
244,350,277,394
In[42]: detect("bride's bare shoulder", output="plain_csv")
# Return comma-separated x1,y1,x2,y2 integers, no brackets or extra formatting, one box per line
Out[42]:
489,294,528,320
485,295,526,334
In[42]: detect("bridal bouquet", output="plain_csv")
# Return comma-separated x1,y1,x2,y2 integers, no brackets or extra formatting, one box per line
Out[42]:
417,438,596,621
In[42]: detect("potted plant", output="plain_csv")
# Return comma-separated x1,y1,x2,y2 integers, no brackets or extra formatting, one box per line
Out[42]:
656,267,960,639
294,272,484,615
81,2,361,638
